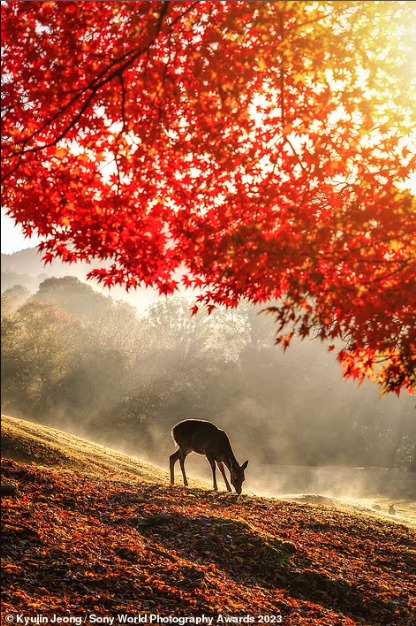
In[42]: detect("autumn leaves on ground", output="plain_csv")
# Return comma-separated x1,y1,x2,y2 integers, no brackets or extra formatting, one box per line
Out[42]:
1,416,415,626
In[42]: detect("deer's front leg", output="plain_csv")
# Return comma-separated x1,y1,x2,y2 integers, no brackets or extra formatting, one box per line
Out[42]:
206,454,218,491
217,461,232,492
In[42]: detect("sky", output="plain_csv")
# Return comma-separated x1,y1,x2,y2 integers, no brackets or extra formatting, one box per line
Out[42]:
1,212,41,255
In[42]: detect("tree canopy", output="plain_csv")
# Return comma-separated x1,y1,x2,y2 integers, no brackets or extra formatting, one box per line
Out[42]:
2,1,415,394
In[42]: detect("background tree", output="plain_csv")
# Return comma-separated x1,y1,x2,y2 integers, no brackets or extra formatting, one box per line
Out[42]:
1,278,414,468
1,286,30,315
1,1,415,393
1,300,82,416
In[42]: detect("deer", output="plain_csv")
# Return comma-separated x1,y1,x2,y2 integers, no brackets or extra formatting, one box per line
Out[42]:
169,419,248,494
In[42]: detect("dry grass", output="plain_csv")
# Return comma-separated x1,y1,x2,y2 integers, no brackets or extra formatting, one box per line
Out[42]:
1,414,208,489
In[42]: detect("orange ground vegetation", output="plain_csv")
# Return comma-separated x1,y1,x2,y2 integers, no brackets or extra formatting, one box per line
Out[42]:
1,458,415,625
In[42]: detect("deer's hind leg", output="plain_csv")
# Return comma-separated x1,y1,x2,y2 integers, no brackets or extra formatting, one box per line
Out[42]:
171,448,190,487
169,449,181,485
217,461,231,492
179,450,189,487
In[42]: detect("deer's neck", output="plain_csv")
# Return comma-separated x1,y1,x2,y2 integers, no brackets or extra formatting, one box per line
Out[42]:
223,449,239,472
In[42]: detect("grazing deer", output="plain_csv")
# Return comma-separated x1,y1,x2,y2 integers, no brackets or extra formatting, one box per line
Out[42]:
169,419,248,494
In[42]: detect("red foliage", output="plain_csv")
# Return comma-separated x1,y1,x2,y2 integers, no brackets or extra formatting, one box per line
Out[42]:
1,2,415,393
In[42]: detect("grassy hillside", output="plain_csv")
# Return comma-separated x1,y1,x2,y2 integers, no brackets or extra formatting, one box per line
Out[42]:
1,414,170,484
2,415,415,625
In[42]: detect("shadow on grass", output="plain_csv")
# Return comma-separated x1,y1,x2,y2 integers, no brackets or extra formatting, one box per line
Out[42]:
137,509,393,623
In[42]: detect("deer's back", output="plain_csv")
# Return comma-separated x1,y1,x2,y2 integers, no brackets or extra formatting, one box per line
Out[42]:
172,419,230,456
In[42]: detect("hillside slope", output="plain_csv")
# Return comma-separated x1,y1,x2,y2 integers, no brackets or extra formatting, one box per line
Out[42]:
2,415,415,625
1,414,172,485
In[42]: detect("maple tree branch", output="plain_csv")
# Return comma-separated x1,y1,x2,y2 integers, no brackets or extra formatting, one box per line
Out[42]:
3,1,187,161
284,136,307,172
166,1,199,29
157,1,171,32
360,261,412,287
277,14,309,175
279,11,285,127
119,74,127,134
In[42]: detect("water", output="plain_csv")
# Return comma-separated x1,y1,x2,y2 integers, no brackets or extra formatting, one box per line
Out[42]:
246,465,416,500
246,465,416,527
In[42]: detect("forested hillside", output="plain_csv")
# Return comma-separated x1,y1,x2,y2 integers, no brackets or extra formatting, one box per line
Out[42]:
2,275,415,470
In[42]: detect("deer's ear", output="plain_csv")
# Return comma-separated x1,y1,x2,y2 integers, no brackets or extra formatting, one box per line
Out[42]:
241,460,249,471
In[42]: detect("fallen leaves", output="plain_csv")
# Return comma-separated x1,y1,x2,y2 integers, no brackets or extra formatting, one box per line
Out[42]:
1,457,415,625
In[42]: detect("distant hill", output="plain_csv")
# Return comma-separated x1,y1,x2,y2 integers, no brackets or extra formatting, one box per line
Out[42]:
2,247,50,275
1,247,55,292
1,246,109,283
1,247,160,311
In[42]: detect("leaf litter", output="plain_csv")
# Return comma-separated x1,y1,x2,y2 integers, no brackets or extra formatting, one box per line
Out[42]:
1,458,415,625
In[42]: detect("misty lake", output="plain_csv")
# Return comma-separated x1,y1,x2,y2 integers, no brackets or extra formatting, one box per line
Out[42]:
246,464,416,527
247,464,416,500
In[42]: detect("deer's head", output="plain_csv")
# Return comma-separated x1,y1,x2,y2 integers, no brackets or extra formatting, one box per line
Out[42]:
230,459,248,494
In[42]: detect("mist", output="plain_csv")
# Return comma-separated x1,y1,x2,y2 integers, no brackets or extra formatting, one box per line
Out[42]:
2,270,415,525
